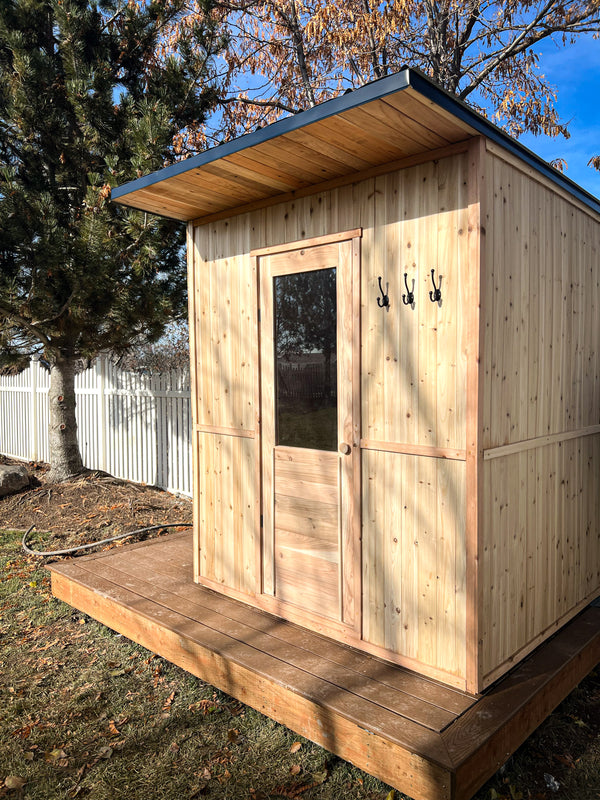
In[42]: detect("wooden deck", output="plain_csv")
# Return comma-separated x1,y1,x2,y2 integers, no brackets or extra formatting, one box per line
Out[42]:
48,532,600,800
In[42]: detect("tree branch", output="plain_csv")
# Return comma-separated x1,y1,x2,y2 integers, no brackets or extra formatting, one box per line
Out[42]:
362,0,384,79
283,0,316,107
459,2,599,99
34,290,75,328
0,305,53,348
220,95,301,114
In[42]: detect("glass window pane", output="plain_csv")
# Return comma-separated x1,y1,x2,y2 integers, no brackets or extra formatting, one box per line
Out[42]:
274,268,337,451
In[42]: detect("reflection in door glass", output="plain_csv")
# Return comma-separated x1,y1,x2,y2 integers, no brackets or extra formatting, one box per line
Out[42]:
274,268,337,451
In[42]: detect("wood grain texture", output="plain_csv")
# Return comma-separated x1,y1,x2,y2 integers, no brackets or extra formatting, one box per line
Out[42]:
194,423,255,438
483,424,600,459
465,136,486,693
364,153,469,452
481,153,600,449
99,534,474,710
189,141,599,694
258,236,360,626
193,142,470,227
48,534,599,800
196,431,257,595
361,450,467,681
48,540,458,800
274,448,340,619
187,223,201,583
479,437,600,684
478,149,600,687
486,140,600,224
191,153,474,683
52,568,455,799
193,216,255,433
360,440,466,461
82,556,460,732
446,606,600,800
251,228,362,256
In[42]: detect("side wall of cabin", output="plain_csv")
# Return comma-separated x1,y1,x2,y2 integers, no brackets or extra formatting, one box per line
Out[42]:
479,143,600,687
187,148,473,687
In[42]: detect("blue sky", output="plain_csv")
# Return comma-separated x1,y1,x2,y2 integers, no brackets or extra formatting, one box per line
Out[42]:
518,34,600,198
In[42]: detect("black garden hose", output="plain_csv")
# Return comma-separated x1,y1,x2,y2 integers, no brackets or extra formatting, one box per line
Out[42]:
21,522,191,557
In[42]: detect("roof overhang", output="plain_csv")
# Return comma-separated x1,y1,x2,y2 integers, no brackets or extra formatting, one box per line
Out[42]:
112,67,600,222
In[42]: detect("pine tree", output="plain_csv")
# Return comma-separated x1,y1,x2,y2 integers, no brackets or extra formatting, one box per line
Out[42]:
0,0,221,480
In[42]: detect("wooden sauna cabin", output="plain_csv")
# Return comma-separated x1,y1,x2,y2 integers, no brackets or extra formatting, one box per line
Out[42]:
111,68,600,696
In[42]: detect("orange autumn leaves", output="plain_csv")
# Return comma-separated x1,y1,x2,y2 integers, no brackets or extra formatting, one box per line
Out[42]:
149,0,600,152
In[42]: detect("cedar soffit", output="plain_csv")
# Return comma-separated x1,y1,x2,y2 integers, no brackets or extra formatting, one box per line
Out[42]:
111,68,600,222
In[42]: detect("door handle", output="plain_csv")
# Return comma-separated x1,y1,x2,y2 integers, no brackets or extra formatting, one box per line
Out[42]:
339,443,352,455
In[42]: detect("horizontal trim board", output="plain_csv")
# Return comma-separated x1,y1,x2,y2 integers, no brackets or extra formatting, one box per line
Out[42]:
251,229,362,257
194,423,256,439
361,439,467,461
483,424,600,460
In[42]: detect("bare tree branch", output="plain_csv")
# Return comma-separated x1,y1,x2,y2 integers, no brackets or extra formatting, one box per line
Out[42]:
220,95,301,113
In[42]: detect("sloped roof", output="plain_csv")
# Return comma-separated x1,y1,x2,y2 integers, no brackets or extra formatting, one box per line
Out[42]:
112,67,600,222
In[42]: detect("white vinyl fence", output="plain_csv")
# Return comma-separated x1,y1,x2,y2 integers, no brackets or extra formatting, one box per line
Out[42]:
0,356,192,496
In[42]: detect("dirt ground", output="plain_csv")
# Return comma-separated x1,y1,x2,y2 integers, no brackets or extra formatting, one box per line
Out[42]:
0,455,192,553
1,457,599,799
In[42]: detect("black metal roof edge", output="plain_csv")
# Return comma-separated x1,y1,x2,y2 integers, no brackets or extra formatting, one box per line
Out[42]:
407,69,600,216
111,70,413,201
112,65,600,217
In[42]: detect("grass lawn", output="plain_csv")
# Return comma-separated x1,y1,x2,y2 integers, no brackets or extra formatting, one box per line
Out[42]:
1,529,598,800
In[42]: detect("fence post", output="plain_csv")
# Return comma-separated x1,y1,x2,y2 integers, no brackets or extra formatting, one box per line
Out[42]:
29,358,38,462
98,355,107,473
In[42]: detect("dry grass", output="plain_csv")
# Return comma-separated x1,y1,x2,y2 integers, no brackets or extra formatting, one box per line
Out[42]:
0,531,393,800
1,471,598,800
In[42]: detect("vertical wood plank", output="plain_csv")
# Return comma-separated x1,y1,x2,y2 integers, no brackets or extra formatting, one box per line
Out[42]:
351,234,363,634
259,254,275,596
338,238,358,626
399,168,420,447
465,136,485,692
187,223,200,581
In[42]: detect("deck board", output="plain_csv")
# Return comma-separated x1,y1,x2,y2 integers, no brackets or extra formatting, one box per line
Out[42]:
48,533,600,800
52,557,454,761
444,609,600,800
86,562,457,731
97,532,474,716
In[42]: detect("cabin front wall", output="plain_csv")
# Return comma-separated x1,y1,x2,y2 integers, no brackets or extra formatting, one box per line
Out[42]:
479,144,600,687
188,150,472,688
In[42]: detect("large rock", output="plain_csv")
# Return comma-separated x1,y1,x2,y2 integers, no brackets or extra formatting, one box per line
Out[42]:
0,464,29,497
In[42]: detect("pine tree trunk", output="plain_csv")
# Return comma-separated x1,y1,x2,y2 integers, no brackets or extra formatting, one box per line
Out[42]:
47,357,84,482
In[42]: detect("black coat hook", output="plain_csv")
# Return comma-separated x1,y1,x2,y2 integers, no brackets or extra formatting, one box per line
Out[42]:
402,273,414,306
429,269,442,303
377,276,389,308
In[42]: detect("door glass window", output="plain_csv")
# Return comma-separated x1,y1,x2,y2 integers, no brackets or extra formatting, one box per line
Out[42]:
274,268,337,450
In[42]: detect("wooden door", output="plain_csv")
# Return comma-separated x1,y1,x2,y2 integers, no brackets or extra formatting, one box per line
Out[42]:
259,237,360,627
